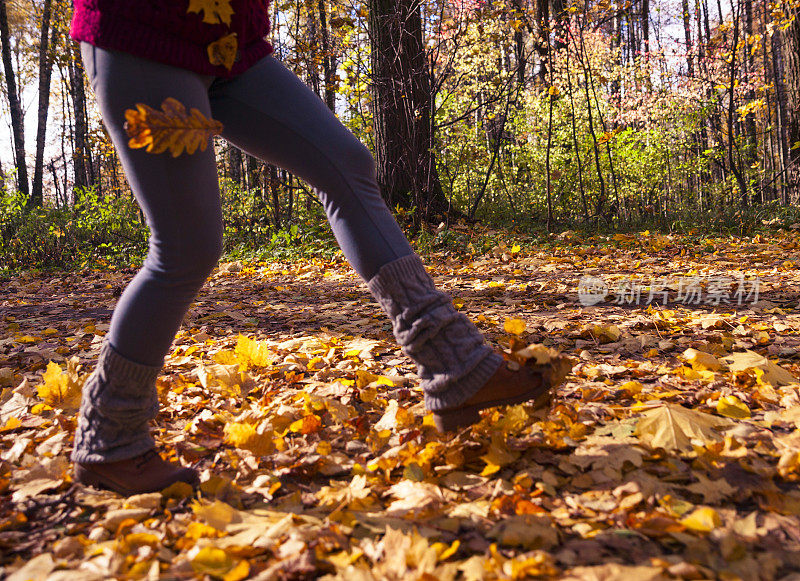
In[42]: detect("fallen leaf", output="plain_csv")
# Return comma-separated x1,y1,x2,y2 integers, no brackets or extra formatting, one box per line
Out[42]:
634,403,733,452
721,351,797,386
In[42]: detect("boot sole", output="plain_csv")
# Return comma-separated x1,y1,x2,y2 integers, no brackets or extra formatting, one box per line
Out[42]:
74,463,138,496
74,463,199,496
432,384,553,432
432,354,575,433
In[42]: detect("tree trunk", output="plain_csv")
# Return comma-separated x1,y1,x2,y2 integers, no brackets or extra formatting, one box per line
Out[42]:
303,0,321,96
741,0,758,204
69,41,91,194
771,12,791,203
228,146,243,188
681,0,694,77
784,0,800,194
30,0,55,208
725,6,748,200
512,0,526,87
0,0,29,199
318,0,336,111
368,0,447,220
641,0,650,57
534,0,550,84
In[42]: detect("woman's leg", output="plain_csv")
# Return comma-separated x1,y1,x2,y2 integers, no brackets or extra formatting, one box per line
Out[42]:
72,44,222,467
209,57,503,411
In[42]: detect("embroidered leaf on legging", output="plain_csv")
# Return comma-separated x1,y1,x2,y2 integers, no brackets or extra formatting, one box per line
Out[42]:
207,32,238,71
124,97,223,157
187,0,234,25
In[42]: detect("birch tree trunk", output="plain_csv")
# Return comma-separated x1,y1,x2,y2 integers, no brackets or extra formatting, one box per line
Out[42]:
0,0,29,199
30,0,55,208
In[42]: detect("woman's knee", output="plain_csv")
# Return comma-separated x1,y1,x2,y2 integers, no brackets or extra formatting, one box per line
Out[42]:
339,137,376,180
146,230,223,284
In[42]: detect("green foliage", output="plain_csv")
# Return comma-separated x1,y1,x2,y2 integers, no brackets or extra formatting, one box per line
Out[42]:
0,186,148,274
226,220,343,263
220,178,342,263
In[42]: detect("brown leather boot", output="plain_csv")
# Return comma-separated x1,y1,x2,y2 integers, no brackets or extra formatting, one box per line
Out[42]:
74,449,199,496
432,353,573,432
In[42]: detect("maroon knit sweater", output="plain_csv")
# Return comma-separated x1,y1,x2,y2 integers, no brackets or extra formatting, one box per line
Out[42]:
71,0,273,78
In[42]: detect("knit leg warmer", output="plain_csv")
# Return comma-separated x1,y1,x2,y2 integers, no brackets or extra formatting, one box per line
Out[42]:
71,341,161,464
367,254,503,411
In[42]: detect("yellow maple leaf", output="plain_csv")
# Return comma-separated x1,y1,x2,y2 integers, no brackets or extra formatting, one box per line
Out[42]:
481,434,520,476
223,422,274,456
192,499,242,531
680,506,721,532
0,417,21,432
289,414,322,435
190,546,235,578
634,403,733,452
207,33,238,71
682,348,722,371
124,97,223,157
234,335,274,369
504,318,527,335
716,395,751,419
187,0,234,25
37,360,83,410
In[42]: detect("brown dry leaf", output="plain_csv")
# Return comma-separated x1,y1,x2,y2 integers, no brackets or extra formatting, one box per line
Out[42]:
384,480,445,518
487,515,558,549
124,97,223,157
721,350,798,386
317,474,376,511
634,403,733,452
562,564,668,581
10,478,63,502
682,348,722,371
5,553,56,581
685,472,737,503
373,399,414,431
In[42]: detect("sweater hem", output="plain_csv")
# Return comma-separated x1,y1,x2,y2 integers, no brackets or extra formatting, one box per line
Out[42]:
70,10,273,79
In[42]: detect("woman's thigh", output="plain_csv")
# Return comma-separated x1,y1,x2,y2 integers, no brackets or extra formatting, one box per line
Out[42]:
81,44,223,270
208,56,413,279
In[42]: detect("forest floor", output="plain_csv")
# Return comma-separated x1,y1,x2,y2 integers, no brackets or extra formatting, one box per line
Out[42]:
3,228,800,580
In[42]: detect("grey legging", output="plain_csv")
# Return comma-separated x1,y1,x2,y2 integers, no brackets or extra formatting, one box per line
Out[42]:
82,44,414,366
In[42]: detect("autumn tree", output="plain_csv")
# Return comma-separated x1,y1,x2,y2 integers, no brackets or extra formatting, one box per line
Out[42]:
784,0,800,191
368,0,449,221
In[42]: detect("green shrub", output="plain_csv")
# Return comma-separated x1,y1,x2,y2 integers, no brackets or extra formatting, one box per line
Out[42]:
0,186,148,272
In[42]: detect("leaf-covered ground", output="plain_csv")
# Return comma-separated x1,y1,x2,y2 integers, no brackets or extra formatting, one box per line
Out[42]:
3,229,800,580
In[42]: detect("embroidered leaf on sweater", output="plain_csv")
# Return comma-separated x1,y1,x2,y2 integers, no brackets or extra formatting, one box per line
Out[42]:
187,0,234,25
207,33,238,71
124,97,223,157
